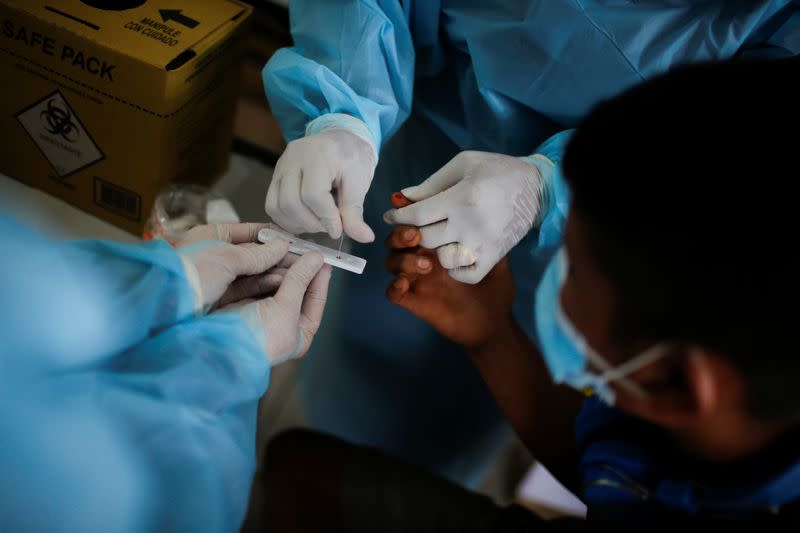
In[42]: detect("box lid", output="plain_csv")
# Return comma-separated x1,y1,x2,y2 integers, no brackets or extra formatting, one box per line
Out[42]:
3,0,249,69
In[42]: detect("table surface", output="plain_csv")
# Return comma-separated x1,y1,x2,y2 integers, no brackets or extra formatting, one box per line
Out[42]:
0,173,137,242
0,153,276,242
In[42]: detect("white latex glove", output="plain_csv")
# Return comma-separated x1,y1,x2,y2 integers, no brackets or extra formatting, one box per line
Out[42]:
177,223,290,311
226,253,332,365
266,127,377,243
383,151,546,284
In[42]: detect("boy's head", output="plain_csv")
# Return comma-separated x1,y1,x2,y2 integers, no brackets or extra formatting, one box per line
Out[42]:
560,58,800,458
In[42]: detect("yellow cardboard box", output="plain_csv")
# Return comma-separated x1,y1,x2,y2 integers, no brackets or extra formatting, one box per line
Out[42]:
0,0,253,234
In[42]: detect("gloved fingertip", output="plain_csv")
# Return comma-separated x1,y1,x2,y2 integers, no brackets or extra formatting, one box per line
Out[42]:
307,219,327,235
305,251,326,268
314,263,333,284
400,186,421,201
267,237,290,250
449,268,480,285
327,226,343,240
347,223,375,243
382,210,396,225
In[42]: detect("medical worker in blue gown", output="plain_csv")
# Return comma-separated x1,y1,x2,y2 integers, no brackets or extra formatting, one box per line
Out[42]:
262,1,800,485
0,215,331,532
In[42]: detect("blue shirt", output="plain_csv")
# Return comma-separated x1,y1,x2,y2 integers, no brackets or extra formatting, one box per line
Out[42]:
575,397,800,520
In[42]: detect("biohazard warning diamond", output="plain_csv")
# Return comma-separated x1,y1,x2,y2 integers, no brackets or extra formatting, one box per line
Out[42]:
16,91,104,178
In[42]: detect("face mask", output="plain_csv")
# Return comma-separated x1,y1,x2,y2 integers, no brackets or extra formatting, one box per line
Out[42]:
535,248,668,405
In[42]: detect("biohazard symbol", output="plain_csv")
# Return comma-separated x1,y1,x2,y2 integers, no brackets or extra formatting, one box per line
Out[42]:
40,99,80,143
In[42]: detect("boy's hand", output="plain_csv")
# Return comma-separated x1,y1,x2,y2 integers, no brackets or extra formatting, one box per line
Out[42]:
385,193,515,350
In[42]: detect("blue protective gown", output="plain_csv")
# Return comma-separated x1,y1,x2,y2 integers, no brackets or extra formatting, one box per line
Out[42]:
575,396,800,519
263,0,800,485
0,214,269,532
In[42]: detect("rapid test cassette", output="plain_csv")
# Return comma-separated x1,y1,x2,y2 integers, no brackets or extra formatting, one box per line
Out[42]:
258,228,367,275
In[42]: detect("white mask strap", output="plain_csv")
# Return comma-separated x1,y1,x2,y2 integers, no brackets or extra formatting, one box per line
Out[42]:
599,344,671,396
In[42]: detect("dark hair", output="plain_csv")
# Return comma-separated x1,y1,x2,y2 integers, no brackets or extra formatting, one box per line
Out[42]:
562,58,800,420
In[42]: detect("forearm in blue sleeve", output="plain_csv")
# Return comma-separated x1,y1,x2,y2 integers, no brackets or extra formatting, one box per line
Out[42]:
0,214,195,369
91,313,270,531
263,0,415,149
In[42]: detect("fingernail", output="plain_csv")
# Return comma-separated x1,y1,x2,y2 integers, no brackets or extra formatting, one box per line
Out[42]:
393,279,404,289
403,229,415,241
417,257,431,270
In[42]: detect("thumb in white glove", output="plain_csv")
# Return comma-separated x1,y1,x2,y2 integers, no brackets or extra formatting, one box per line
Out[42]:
266,114,378,243
383,151,549,284
225,252,332,366
177,223,290,311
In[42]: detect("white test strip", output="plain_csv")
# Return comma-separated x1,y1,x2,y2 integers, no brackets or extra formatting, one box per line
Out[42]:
258,228,367,275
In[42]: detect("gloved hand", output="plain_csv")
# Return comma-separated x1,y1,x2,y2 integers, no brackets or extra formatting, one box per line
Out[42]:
176,223,291,312
383,193,515,349
383,151,546,284
226,253,332,365
266,125,377,243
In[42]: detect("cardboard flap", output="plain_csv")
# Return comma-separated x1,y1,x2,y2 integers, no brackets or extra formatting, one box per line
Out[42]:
3,0,249,68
